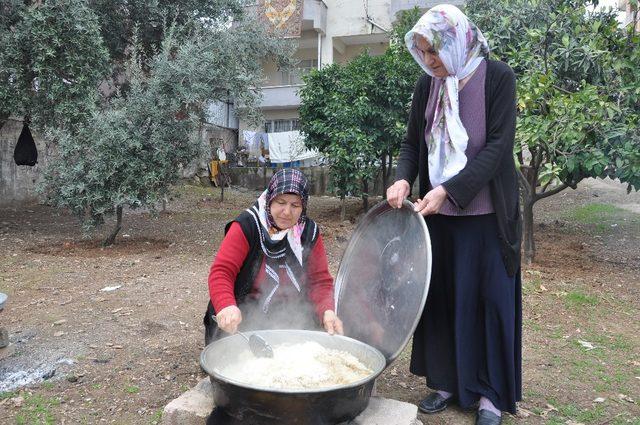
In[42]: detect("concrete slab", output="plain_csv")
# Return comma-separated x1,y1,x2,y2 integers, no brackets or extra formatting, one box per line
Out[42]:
162,378,422,425
162,378,214,425
0,343,16,361
0,327,9,348
345,397,421,425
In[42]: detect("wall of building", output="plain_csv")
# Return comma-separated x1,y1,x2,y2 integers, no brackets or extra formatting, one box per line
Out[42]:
335,42,389,63
0,119,48,207
324,0,392,39
239,108,301,136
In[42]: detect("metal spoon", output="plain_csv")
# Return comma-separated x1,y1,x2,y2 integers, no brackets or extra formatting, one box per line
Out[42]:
211,315,274,358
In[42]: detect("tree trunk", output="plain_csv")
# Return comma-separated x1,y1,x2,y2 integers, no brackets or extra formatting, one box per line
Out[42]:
522,198,535,265
0,112,9,132
381,154,388,196
340,196,346,221
386,153,393,191
103,205,123,247
361,179,370,212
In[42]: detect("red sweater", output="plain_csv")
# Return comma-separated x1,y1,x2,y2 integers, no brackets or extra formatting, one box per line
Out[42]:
208,222,335,320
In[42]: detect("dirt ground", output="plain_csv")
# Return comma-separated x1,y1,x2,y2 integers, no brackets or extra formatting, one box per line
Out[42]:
0,179,638,424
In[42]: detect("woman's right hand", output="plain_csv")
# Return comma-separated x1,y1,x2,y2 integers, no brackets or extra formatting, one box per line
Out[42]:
216,305,242,334
386,180,411,208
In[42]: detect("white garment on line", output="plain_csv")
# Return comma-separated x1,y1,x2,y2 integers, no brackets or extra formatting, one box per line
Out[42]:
267,131,318,164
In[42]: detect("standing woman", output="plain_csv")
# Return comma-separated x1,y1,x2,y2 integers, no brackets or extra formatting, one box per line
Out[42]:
386,5,522,425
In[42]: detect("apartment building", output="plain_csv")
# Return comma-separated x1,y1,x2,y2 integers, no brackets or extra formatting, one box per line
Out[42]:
618,0,640,30
235,0,462,163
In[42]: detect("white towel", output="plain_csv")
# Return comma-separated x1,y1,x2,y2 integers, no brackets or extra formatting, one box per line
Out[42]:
267,131,318,163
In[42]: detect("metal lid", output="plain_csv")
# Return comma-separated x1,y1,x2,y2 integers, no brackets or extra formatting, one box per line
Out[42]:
335,200,432,365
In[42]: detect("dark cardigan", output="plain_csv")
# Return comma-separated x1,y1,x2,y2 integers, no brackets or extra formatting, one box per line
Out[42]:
395,59,522,276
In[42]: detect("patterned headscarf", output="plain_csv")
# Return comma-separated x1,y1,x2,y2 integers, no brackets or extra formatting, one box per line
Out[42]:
255,168,310,265
265,168,309,229
405,5,489,188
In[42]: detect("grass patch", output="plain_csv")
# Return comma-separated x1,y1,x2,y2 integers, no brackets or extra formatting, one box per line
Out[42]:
583,332,633,353
15,393,60,425
150,409,163,424
124,385,140,394
568,329,635,393
565,290,598,308
565,203,640,233
41,381,54,390
545,398,607,424
568,203,624,224
522,276,542,296
0,390,17,399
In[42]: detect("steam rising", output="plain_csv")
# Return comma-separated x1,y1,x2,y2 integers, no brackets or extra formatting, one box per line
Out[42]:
233,272,321,333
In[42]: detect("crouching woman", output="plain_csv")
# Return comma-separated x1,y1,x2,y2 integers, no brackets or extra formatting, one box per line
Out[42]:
203,168,343,344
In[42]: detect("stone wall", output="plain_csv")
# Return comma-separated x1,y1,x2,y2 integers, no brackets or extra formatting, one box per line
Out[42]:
227,166,330,195
0,119,47,207
0,119,237,207
227,166,393,197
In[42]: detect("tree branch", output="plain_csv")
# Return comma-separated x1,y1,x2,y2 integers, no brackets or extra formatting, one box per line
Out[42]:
552,84,573,95
517,167,532,198
535,182,569,201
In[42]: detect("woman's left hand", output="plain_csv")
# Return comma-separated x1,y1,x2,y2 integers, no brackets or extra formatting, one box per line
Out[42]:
323,310,344,336
413,185,448,216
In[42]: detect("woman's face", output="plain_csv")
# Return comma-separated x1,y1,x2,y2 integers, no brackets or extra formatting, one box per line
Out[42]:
415,35,448,78
270,193,303,230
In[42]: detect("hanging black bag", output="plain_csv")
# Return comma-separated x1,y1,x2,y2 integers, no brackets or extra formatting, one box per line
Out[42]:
14,122,38,166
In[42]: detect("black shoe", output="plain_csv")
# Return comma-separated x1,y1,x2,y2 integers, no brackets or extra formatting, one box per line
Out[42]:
476,409,502,425
418,392,454,414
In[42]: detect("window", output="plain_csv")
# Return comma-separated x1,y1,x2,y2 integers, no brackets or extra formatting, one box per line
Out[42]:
264,119,300,133
280,59,318,85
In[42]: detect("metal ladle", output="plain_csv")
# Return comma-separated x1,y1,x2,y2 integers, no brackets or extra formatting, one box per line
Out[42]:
211,315,274,358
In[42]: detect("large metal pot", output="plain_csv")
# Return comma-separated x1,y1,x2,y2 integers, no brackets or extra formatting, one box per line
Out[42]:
200,201,432,424
200,329,386,424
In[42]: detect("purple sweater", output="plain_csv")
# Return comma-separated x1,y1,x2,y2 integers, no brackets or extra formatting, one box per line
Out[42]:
424,59,494,216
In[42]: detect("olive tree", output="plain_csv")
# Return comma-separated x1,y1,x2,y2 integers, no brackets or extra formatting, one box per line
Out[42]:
41,17,295,245
0,0,109,131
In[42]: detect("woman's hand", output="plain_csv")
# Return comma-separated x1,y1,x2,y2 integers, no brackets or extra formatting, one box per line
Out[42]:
216,305,242,334
386,180,411,208
413,185,448,216
323,310,344,336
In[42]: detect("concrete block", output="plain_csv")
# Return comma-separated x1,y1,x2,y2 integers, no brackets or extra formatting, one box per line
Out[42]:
162,378,214,425
163,378,421,425
348,397,419,425
0,328,9,348
0,343,16,361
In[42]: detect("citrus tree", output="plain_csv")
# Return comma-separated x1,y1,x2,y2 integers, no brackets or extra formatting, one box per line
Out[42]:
299,9,422,217
467,0,640,262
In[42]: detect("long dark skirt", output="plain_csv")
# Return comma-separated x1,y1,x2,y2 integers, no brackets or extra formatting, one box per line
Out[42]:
410,213,522,414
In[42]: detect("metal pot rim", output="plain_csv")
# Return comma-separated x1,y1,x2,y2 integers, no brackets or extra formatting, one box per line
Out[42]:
200,329,386,394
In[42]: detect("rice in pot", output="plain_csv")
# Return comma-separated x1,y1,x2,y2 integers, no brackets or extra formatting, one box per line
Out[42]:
214,341,373,390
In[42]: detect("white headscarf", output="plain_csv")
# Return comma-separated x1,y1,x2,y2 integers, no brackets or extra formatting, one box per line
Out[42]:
405,5,489,188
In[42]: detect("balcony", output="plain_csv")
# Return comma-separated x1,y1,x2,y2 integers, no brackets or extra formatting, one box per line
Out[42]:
303,0,328,35
390,0,466,20
260,84,304,110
